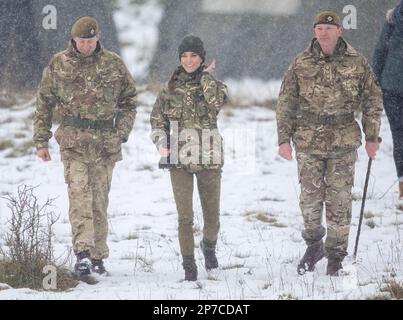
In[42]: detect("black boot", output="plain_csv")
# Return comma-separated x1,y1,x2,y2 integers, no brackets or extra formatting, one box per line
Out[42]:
297,241,325,275
182,256,197,281
74,250,92,277
91,259,108,275
200,239,218,270
326,257,343,276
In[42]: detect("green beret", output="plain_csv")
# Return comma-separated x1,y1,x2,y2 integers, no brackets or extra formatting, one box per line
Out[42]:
313,11,341,27
71,16,99,39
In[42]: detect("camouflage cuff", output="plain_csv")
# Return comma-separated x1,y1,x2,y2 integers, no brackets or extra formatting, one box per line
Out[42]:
118,131,128,143
35,142,49,150
200,72,214,84
365,135,379,143
278,136,291,146
155,136,168,151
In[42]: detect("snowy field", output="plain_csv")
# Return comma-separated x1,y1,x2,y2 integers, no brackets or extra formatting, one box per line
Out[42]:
0,0,401,300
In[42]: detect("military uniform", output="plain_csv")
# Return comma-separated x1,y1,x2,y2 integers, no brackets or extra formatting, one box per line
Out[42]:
276,13,383,268
34,17,137,264
150,35,228,280
151,67,227,254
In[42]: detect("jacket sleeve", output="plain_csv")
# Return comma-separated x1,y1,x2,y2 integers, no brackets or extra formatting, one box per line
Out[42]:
372,22,393,81
276,59,299,146
33,62,58,149
361,60,384,142
200,73,228,113
150,90,169,150
115,60,138,143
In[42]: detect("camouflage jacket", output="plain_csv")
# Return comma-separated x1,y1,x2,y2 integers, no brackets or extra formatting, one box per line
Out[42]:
276,38,383,156
150,66,228,171
33,40,137,163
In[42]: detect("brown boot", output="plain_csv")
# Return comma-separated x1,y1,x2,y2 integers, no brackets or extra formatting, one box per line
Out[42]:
326,257,343,276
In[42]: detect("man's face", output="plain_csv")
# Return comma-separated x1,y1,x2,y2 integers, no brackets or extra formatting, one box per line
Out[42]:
314,24,343,49
74,34,99,56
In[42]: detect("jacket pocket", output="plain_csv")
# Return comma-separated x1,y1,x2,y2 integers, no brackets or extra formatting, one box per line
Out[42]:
338,66,364,98
103,130,122,154
102,74,121,103
163,100,183,120
56,73,81,103
55,126,76,150
292,127,315,151
296,68,320,100
340,121,362,149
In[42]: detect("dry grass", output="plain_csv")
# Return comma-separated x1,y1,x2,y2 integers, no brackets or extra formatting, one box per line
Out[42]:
381,278,403,299
0,260,77,291
278,293,298,300
365,220,376,229
259,196,284,202
367,294,391,300
122,231,139,240
0,140,14,151
4,140,35,158
221,263,245,270
255,213,277,224
14,132,27,139
271,222,288,228
364,211,375,219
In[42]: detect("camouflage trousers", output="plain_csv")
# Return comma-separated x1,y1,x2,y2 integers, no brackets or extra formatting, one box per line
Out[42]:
63,159,115,260
296,151,357,260
169,168,221,257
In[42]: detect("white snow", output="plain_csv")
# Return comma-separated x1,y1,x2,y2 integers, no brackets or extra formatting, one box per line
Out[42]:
0,0,401,300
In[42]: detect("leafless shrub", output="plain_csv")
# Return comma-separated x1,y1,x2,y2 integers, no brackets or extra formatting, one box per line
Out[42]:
0,185,77,290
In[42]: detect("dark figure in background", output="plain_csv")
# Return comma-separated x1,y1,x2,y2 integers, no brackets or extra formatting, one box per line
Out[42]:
373,0,403,209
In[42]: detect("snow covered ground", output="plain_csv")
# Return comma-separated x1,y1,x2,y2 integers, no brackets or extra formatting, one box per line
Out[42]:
0,0,401,300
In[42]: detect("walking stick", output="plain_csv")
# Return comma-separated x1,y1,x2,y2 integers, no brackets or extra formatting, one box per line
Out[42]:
353,137,381,259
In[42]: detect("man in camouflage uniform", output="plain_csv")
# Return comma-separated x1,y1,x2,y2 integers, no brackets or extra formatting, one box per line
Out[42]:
276,12,383,276
33,17,137,277
150,35,228,281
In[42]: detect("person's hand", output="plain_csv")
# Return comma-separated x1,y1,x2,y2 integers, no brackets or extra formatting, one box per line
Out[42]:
365,141,380,160
37,148,52,161
158,146,170,157
203,59,216,74
278,143,293,160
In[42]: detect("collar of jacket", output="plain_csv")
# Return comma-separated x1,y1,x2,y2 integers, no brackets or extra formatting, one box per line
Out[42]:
66,39,103,64
169,66,203,89
308,37,359,60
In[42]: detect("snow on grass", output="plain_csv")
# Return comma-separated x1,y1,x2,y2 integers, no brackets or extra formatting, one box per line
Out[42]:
0,93,401,299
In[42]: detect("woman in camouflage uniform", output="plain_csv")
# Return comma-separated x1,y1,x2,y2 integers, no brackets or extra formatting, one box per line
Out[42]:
150,35,228,281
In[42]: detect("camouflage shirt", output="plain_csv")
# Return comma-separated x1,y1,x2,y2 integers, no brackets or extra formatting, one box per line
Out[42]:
150,67,228,170
276,38,383,156
33,40,137,163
